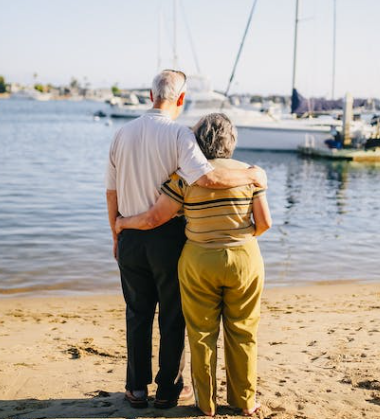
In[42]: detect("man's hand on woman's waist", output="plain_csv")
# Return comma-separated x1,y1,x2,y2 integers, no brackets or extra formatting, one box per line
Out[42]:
195,166,267,190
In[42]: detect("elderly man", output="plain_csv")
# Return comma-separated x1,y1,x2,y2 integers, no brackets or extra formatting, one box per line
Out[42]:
106,70,266,410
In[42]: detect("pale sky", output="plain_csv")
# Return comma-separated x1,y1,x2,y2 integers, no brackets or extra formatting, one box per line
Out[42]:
1,0,379,98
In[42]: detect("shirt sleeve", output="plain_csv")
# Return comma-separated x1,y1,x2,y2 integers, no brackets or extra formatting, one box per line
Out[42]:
161,174,186,204
176,127,214,185
252,187,266,199
105,130,120,190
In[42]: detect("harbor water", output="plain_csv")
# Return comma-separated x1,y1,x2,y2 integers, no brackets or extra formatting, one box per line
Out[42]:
0,99,379,296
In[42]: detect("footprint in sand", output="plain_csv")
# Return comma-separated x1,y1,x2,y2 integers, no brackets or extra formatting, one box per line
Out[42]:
366,393,380,406
357,380,380,391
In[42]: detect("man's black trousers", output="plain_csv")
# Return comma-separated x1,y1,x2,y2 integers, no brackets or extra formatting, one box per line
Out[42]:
117,216,187,399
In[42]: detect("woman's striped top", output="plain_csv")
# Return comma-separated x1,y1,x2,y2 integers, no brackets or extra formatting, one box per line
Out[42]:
161,158,265,247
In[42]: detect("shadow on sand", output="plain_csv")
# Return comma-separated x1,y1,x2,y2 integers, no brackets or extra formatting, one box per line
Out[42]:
0,392,241,418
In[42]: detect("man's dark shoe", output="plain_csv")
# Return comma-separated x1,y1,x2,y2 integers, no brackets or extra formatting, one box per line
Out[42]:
153,398,178,409
125,389,148,409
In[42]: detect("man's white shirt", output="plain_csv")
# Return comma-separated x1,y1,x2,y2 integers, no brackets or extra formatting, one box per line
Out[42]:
106,109,213,217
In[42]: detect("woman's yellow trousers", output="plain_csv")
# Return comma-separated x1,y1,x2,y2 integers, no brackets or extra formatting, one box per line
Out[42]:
178,239,264,414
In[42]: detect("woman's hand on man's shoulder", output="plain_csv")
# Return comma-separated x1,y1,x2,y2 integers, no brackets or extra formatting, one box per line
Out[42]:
248,165,267,189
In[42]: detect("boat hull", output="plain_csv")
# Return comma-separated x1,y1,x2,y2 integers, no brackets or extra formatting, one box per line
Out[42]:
235,125,331,151
109,108,334,151
176,112,333,151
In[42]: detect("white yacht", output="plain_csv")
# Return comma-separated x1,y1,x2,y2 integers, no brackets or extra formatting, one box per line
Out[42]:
108,75,373,151
109,92,151,119
176,76,336,151
10,89,51,101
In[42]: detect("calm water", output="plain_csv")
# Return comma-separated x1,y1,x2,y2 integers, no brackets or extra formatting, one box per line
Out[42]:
0,100,379,296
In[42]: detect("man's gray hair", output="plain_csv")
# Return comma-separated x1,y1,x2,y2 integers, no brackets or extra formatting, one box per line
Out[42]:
193,113,237,159
151,70,187,102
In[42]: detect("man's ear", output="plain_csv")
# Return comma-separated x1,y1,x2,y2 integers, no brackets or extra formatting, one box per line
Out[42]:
150,90,154,102
177,92,186,107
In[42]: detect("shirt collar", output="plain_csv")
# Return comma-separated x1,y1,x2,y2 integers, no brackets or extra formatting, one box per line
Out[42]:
145,108,172,118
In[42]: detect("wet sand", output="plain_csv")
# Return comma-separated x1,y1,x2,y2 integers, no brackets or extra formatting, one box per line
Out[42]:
0,282,379,419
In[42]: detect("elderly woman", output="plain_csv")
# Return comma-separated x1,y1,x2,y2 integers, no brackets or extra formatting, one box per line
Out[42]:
115,113,271,416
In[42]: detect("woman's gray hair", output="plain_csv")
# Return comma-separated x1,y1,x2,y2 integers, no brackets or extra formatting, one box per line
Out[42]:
193,113,237,159
151,70,187,102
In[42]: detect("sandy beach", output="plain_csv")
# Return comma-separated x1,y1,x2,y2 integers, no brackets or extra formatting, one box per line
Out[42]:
0,282,379,419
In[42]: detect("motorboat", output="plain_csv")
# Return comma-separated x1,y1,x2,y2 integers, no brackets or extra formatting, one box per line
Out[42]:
108,75,374,151
10,89,51,101
109,91,151,119
176,76,340,151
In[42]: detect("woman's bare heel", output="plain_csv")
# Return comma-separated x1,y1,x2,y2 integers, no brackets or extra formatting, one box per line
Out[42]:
242,402,261,416
196,404,215,417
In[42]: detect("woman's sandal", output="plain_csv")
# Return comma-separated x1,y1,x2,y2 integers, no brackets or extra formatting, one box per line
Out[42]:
125,389,148,409
154,385,194,409
179,385,194,401
242,402,261,416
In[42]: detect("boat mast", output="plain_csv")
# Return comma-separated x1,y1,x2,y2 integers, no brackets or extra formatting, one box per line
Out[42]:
157,8,163,72
291,0,300,94
225,0,259,97
179,0,201,74
331,0,337,99
173,0,179,69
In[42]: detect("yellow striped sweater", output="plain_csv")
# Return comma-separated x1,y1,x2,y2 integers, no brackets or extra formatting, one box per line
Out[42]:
161,158,265,247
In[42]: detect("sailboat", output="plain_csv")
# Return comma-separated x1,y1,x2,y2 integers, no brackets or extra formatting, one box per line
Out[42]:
110,0,374,150
177,0,361,151
222,0,374,150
